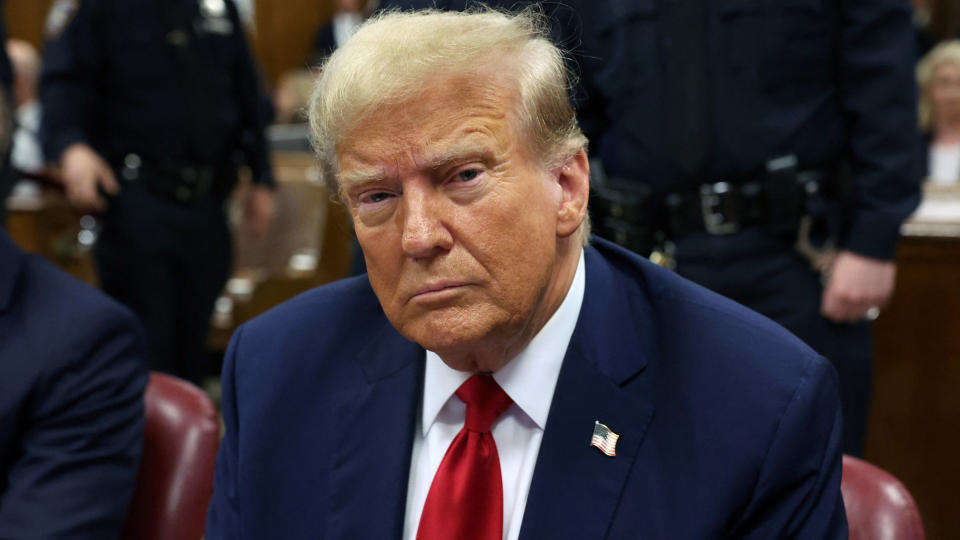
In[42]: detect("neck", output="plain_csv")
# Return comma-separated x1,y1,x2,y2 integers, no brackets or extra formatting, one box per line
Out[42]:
934,114,960,143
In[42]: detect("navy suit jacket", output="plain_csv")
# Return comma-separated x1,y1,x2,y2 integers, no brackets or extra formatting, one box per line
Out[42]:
0,230,148,538
207,238,846,538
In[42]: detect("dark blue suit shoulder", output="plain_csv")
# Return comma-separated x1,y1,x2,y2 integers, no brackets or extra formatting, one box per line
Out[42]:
227,275,391,393
241,274,383,341
589,237,829,395
10,254,145,374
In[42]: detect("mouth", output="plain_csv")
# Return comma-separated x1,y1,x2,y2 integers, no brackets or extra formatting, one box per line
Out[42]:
410,281,472,302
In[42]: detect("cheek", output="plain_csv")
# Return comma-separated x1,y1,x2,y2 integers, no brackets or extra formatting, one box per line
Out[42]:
933,86,960,105
355,228,401,291
475,203,557,305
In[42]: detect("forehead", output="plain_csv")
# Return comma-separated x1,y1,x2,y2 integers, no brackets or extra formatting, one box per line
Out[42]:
335,76,520,175
934,60,960,76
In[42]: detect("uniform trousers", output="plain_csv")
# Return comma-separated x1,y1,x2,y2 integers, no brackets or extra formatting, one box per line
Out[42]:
94,178,231,384
673,227,873,457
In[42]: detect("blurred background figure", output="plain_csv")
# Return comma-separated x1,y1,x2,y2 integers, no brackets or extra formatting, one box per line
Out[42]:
273,68,316,125
309,0,367,65
5,38,43,200
40,0,276,385
919,40,960,185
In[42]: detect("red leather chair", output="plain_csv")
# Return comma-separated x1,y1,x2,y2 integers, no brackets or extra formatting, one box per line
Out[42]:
121,373,220,540
842,455,925,540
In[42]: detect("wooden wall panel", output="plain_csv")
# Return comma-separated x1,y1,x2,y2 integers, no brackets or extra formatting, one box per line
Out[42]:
867,235,960,540
252,0,333,89
5,0,57,47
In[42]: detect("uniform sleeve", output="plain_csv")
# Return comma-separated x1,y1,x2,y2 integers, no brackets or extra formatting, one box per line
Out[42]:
227,0,274,188
729,356,848,539
838,0,921,260
0,302,148,539
39,0,104,164
205,324,245,539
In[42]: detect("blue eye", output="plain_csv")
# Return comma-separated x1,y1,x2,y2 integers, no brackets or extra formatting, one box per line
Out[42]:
359,191,394,205
457,169,480,182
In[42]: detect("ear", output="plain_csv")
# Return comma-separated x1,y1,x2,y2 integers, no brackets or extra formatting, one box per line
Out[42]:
554,148,590,238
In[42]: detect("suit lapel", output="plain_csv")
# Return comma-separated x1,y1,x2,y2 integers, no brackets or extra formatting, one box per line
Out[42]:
519,244,657,539
325,320,424,540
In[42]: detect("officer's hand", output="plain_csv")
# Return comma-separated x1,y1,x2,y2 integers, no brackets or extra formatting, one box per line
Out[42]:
820,250,896,324
242,184,276,240
60,143,119,213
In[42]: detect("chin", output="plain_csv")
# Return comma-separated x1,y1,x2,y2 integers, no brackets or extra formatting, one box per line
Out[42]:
397,308,499,355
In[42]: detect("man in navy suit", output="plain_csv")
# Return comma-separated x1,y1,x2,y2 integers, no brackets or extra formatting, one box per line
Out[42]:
207,8,847,539
0,229,148,537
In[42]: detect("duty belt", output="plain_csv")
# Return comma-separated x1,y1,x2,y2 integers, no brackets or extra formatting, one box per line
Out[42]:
665,180,767,236
117,153,224,203
663,170,825,238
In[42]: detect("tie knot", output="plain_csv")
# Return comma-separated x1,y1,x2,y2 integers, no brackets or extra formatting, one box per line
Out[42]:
456,375,513,433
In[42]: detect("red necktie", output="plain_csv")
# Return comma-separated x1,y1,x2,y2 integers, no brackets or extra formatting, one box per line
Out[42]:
416,375,514,540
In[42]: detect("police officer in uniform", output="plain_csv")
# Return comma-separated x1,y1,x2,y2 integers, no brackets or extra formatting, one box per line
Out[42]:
570,0,920,456
40,0,276,384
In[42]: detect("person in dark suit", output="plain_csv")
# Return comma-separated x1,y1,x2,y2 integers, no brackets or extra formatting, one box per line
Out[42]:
0,229,148,538
207,9,846,539
310,0,366,65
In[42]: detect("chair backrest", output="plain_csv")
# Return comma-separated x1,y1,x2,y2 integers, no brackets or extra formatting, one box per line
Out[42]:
121,372,220,540
842,455,925,540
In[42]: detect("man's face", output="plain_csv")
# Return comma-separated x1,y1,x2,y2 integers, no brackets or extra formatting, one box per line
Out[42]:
337,77,577,370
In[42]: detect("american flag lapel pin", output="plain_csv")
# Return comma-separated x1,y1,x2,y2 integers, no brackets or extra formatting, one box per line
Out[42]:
591,420,619,457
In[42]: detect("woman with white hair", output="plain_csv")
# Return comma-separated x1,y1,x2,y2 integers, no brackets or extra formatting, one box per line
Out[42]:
918,40,960,184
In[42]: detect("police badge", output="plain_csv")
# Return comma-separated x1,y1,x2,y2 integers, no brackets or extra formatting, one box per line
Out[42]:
44,0,80,39
198,0,234,35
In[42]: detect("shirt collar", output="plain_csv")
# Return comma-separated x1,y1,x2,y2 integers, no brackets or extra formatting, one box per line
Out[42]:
422,250,586,435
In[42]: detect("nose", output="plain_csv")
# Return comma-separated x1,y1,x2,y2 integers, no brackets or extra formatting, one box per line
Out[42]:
400,184,453,259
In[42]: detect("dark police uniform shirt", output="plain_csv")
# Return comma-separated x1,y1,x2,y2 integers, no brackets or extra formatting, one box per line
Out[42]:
40,0,273,187
569,0,920,261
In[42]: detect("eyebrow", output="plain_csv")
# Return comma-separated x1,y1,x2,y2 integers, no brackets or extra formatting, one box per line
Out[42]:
425,138,493,171
337,136,496,193
338,167,386,191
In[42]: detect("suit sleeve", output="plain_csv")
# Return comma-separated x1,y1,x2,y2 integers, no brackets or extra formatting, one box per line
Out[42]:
206,324,245,539
39,0,104,163
838,0,921,260
0,302,148,539
227,0,274,188
730,356,848,539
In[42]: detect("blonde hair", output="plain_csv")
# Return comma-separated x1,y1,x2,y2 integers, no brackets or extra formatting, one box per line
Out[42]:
308,7,588,198
917,40,960,131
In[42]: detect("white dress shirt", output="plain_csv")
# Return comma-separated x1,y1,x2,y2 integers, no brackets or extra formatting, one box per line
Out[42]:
12,100,43,174
333,13,362,48
403,250,586,540
929,142,960,185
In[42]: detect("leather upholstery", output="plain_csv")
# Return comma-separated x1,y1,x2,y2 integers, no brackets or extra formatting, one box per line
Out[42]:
842,455,925,540
121,373,219,540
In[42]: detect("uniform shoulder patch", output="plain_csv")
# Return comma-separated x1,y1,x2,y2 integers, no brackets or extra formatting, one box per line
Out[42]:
45,0,80,40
